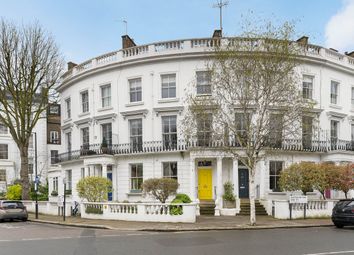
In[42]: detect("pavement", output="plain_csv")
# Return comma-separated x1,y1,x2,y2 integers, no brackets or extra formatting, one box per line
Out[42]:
28,213,333,231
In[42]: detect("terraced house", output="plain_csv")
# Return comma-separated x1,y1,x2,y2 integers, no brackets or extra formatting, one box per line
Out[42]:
51,31,354,216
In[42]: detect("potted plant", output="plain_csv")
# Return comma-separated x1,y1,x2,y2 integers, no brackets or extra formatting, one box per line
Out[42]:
222,181,236,208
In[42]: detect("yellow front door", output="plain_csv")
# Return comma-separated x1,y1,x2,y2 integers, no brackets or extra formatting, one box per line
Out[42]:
198,168,212,200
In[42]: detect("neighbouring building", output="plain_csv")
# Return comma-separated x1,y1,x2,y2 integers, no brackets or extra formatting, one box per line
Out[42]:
52,32,354,216
0,104,61,193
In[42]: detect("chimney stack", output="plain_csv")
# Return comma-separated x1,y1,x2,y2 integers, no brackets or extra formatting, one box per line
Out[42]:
345,51,354,58
67,62,77,70
296,36,309,45
122,35,136,49
212,29,222,38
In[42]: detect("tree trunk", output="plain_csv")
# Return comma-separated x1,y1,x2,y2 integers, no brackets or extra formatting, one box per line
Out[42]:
344,191,348,199
249,172,256,226
20,146,30,200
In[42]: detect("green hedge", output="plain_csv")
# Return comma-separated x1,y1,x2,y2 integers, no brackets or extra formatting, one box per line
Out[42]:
85,205,103,214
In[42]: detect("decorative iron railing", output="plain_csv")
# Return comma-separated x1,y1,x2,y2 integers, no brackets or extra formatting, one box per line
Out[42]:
58,138,354,163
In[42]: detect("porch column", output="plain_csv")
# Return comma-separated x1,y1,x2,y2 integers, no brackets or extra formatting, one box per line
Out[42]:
102,164,107,178
84,165,89,177
232,158,239,197
112,165,118,201
215,157,222,216
259,160,265,199
190,156,196,201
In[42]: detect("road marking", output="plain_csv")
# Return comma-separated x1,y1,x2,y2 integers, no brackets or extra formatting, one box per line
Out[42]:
0,232,158,243
304,250,354,255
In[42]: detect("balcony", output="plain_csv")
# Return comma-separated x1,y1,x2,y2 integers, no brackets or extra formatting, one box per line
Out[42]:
58,138,354,163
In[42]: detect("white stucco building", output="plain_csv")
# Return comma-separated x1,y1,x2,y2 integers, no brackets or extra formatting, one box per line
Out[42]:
0,105,61,193
52,32,354,215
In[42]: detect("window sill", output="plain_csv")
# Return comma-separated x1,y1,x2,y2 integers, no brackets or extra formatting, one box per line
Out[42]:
329,104,342,110
125,102,144,107
196,94,212,97
98,106,113,112
78,112,90,118
157,98,179,103
127,192,143,196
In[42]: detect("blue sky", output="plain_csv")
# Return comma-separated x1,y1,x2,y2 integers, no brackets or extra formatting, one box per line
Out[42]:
1,0,353,64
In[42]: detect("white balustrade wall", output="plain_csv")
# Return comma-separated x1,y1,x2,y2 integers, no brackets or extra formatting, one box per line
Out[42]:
272,200,336,219
81,202,197,223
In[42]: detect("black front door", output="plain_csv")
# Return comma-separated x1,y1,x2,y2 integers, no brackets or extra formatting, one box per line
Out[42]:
238,168,249,198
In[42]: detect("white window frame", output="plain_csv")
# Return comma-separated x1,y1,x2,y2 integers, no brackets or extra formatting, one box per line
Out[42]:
52,177,58,192
66,132,72,152
302,75,314,99
81,90,89,113
101,123,112,146
0,144,8,159
101,84,111,108
161,73,176,99
330,119,339,140
65,170,72,191
129,78,142,103
130,164,143,192
330,81,339,105
50,150,59,165
269,161,283,191
196,71,212,95
65,97,71,119
0,169,6,182
81,127,90,148
162,162,178,180
162,115,177,149
129,119,142,150
50,131,59,144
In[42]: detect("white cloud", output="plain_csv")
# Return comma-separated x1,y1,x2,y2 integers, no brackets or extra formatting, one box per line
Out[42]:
325,0,354,52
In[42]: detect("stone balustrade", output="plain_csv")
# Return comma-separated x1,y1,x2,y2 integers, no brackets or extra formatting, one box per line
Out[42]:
272,199,337,219
60,38,354,83
81,202,197,223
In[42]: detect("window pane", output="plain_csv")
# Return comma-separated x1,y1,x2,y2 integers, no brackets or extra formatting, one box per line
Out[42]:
0,144,8,159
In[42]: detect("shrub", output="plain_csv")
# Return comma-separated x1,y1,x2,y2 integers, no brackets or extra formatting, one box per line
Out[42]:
0,192,6,200
142,178,179,203
51,190,58,196
170,198,183,215
85,205,103,214
77,176,112,202
6,184,22,200
222,181,236,202
175,193,192,203
30,182,49,201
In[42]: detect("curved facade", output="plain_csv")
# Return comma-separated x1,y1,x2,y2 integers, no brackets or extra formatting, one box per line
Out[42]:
52,35,354,214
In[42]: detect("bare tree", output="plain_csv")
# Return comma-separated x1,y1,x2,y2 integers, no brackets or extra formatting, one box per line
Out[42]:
183,21,312,225
0,19,63,199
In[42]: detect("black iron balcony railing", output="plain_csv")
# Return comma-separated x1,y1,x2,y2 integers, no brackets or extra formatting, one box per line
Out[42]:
58,138,354,163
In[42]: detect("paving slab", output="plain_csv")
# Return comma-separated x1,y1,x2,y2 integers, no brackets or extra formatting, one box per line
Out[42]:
28,213,333,231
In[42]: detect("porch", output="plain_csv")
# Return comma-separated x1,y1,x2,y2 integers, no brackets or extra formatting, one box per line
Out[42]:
189,153,260,216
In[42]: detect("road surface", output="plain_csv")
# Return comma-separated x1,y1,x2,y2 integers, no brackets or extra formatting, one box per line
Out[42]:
0,221,353,255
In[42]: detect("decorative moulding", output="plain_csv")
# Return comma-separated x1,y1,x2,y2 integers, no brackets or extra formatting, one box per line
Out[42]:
120,109,148,119
153,106,184,116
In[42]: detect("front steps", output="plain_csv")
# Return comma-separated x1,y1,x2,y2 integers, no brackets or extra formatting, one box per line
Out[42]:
199,200,216,215
239,199,268,216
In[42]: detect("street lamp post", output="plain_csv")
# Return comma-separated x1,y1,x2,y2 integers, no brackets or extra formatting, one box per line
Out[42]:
63,177,66,221
33,132,38,219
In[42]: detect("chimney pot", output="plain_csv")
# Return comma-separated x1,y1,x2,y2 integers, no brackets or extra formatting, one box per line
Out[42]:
122,35,137,49
296,36,309,45
67,62,77,70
